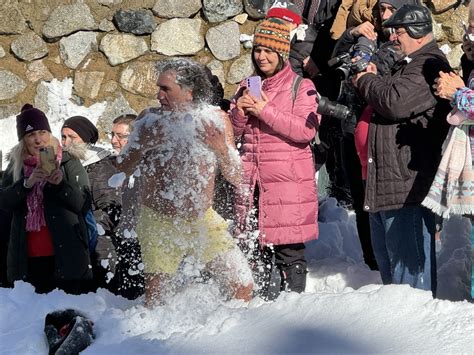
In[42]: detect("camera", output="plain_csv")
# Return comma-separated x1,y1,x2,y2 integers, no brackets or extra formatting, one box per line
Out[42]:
328,36,376,80
317,96,352,121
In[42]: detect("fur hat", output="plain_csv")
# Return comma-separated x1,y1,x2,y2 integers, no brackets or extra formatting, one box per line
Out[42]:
253,18,291,60
62,116,98,144
383,4,432,39
16,104,51,141
266,1,302,26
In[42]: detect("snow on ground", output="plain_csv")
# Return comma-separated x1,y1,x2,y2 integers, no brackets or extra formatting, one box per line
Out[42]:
0,197,472,354
0,79,473,354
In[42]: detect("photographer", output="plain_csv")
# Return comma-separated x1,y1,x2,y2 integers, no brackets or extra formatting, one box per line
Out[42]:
318,0,420,273
352,4,452,294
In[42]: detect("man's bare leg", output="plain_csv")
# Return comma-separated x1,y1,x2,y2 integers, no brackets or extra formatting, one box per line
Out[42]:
144,273,168,308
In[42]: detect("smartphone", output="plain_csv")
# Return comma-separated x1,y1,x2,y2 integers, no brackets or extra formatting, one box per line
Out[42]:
39,146,56,175
246,76,262,99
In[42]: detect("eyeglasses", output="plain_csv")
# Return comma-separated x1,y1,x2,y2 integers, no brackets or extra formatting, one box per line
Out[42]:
394,29,407,38
107,132,130,140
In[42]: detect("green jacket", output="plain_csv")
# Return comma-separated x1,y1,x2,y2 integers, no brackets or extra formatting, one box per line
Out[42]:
0,151,92,282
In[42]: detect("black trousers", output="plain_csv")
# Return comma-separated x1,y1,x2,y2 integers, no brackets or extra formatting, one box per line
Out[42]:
341,134,377,270
240,186,308,297
26,257,81,294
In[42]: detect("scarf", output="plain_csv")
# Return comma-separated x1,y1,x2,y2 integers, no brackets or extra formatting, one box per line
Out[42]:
422,112,474,218
23,145,63,232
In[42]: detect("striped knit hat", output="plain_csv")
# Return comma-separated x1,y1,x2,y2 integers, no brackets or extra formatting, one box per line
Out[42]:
253,18,291,60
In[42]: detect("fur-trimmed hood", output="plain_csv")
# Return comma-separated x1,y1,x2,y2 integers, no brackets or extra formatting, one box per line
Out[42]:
63,142,111,167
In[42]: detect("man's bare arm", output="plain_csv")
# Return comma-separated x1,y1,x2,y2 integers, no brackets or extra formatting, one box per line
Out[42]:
203,112,242,186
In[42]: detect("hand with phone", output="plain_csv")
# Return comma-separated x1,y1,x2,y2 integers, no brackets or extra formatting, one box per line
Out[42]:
40,146,56,175
236,76,269,119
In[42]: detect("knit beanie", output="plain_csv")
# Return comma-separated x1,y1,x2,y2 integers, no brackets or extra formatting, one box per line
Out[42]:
62,116,98,144
266,1,302,26
16,104,51,141
253,18,291,60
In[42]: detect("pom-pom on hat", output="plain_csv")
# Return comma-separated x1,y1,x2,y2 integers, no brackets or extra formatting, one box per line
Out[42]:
62,116,99,144
16,104,51,141
266,1,303,26
253,18,291,60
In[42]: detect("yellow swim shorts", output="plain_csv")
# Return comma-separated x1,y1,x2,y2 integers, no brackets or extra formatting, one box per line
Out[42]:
136,206,235,275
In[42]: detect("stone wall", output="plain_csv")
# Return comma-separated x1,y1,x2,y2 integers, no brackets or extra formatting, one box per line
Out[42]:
0,0,469,129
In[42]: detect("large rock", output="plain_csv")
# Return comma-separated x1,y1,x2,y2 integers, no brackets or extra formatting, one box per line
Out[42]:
11,32,48,61
100,33,148,66
98,93,137,132
0,70,27,100
443,44,464,69
441,22,465,44
151,18,204,56
34,81,49,114
203,0,243,22
120,61,158,98
206,21,240,61
98,0,123,6
74,71,105,99
0,1,26,35
60,32,98,69
244,0,275,19
207,59,226,87
99,19,116,32
227,53,254,83
113,9,157,35
42,3,98,39
152,0,202,18
26,60,54,83
0,104,21,120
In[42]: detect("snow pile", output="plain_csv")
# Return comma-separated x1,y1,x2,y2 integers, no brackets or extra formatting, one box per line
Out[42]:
0,197,472,354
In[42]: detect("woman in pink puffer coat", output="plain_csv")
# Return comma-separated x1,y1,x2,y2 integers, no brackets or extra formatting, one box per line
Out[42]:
229,18,319,298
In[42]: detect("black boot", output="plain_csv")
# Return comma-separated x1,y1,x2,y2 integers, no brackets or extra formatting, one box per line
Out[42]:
281,263,307,293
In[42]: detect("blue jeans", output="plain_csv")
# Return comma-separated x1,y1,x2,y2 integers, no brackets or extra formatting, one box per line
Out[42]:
369,206,436,294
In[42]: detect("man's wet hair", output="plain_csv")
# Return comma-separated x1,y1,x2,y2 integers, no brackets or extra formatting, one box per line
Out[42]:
156,58,213,105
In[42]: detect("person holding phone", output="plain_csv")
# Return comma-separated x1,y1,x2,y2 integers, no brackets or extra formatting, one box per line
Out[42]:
229,18,320,299
0,104,92,294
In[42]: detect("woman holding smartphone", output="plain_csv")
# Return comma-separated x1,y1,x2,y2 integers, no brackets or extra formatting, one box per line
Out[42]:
229,18,320,299
0,104,92,294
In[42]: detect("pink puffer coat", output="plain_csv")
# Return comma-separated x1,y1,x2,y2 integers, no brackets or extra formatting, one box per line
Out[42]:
230,63,319,246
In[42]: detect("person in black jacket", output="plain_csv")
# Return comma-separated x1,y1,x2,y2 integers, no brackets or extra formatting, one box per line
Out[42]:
353,5,452,294
61,116,121,293
328,0,419,273
0,104,92,294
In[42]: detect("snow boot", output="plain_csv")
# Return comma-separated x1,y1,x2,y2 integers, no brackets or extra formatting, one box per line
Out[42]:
281,262,307,293
44,309,94,355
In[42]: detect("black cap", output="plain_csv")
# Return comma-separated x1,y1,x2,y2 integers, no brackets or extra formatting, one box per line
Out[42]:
62,116,98,144
383,4,432,39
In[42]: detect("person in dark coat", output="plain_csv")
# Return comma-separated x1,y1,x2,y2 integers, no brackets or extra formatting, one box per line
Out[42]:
0,104,92,294
353,5,452,294
61,116,121,293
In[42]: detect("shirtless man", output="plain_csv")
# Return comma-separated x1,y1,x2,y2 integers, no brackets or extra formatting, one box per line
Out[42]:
117,58,252,306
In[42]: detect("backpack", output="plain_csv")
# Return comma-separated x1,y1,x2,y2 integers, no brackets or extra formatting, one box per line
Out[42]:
84,209,98,254
291,75,327,171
